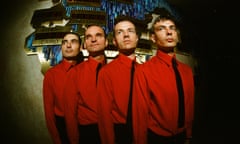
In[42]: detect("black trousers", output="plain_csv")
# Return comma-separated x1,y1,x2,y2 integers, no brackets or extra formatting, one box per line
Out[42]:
55,115,70,144
147,129,186,144
114,124,132,144
78,124,101,144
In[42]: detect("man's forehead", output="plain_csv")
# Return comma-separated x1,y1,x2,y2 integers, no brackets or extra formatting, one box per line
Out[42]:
64,34,78,39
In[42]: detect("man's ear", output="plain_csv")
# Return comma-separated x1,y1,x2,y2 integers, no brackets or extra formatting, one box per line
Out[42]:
83,41,86,49
112,38,117,46
151,34,156,43
176,29,181,44
80,44,83,51
105,39,109,47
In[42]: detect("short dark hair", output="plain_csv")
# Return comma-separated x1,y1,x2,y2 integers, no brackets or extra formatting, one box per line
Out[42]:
62,31,83,63
150,8,179,34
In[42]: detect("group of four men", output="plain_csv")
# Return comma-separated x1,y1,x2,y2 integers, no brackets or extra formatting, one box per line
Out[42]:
43,8,195,144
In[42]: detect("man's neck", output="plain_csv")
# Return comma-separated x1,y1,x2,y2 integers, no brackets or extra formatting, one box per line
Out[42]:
92,54,106,63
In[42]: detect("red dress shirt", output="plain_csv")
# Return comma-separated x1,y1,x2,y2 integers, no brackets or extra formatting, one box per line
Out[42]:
132,50,195,144
64,57,105,144
43,59,76,144
97,54,139,144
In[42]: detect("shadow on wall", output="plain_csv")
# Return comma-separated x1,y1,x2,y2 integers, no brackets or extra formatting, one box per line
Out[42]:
1,0,54,144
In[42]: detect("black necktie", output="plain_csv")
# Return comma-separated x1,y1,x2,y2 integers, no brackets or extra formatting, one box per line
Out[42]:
126,61,135,141
96,63,102,85
172,58,185,128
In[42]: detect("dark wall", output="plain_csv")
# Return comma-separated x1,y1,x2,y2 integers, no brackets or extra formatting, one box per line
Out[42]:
174,1,237,144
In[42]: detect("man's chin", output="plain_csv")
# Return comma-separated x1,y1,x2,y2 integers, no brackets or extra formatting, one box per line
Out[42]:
89,50,105,57
119,48,136,56
64,56,77,60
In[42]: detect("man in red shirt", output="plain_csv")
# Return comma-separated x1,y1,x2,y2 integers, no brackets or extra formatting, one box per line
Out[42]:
43,32,83,144
132,8,194,144
64,25,108,144
97,16,140,144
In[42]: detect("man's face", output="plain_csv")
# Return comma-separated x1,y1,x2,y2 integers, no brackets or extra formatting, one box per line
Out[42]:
84,26,108,56
151,19,179,52
113,21,138,52
61,33,81,59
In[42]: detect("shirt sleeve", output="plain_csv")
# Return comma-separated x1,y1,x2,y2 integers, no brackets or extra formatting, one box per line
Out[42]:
63,69,79,144
132,66,149,144
97,69,115,144
185,67,195,138
43,72,62,144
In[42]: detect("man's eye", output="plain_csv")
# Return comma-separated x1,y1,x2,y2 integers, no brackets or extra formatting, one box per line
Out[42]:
85,35,91,40
62,40,67,44
170,26,177,30
71,39,78,44
117,31,122,35
96,33,104,38
157,27,165,31
129,29,136,33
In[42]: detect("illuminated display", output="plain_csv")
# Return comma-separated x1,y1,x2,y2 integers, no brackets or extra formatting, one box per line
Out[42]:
69,10,106,25
67,0,101,6
25,0,181,74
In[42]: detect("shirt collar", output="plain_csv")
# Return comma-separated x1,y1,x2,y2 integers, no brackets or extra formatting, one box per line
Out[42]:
117,53,136,68
88,56,106,70
61,59,75,72
156,50,176,66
